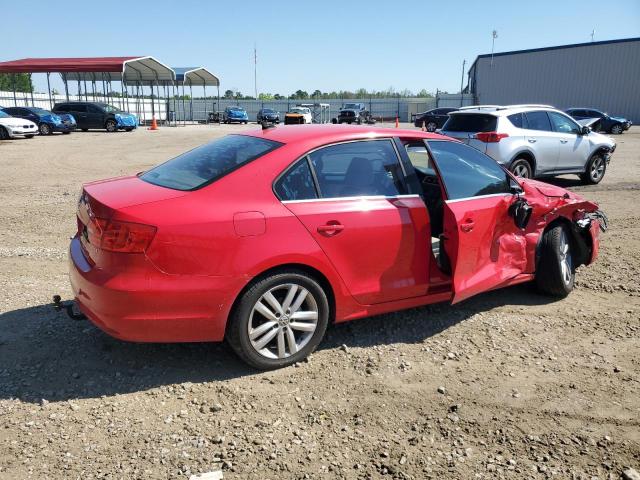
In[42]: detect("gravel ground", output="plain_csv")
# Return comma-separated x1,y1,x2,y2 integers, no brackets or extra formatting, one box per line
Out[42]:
0,123,638,479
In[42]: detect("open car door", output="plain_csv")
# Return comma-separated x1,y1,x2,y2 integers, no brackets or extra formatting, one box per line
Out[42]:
428,140,528,304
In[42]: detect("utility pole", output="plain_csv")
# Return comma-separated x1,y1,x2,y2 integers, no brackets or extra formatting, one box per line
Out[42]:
491,30,498,67
460,59,466,107
590,29,595,42
254,43,258,99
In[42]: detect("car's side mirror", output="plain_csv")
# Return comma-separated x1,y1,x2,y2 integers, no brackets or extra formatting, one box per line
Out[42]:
509,197,533,229
509,178,523,195
580,126,590,135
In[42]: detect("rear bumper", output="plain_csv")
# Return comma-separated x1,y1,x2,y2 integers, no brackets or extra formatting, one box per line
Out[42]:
68,237,244,343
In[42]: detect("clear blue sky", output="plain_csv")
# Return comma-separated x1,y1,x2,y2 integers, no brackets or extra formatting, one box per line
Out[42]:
3,0,639,96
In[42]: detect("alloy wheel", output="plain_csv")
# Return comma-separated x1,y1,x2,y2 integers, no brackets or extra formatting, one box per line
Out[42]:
248,283,319,360
558,229,573,286
39,123,51,135
512,161,531,178
611,124,623,134
106,120,117,132
590,156,605,182
426,122,437,132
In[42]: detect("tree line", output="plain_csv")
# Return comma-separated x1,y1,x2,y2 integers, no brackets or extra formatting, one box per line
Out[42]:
225,87,435,100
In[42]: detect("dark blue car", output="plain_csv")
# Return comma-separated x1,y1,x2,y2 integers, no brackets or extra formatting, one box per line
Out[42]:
223,106,249,124
1,106,76,135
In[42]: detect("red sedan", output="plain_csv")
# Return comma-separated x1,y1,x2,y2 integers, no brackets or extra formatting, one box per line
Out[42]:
69,125,606,369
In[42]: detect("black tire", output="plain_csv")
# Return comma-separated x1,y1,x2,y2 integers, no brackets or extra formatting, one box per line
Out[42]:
0,127,9,140
62,131,71,135
25,134,35,139
579,153,606,185
226,270,329,370
610,124,623,135
509,157,533,178
125,128,134,132
39,123,52,135
105,120,117,132
535,224,575,297
81,128,89,132
244,121,248,124
426,121,438,132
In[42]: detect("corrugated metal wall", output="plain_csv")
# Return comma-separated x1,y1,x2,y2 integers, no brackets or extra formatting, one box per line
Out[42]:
472,39,640,122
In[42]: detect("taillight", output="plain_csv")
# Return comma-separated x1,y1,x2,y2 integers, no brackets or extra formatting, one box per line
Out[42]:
85,217,156,253
475,131,509,143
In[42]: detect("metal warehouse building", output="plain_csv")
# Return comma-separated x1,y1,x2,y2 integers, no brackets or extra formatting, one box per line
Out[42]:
467,37,640,122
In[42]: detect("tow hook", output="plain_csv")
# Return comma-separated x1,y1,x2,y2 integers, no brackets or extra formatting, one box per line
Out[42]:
52,295,87,321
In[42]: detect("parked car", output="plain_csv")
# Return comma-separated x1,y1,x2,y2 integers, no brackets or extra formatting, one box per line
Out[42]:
2,106,76,135
413,107,457,131
565,108,632,135
52,102,137,132
67,125,606,369
0,109,37,139
440,105,616,184
257,108,280,124
222,106,249,124
337,102,372,124
285,106,312,124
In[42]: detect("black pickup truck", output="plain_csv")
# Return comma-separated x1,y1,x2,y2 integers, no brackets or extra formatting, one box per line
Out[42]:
337,103,373,124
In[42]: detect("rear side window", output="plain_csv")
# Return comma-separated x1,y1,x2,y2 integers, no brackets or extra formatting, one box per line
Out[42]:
524,111,552,131
87,105,102,114
308,140,406,198
55,104,69,112
443,114,497,132
507,112,529,129
71,105,87,113
141,135,282,191
428,140,510,200
274,159,318,201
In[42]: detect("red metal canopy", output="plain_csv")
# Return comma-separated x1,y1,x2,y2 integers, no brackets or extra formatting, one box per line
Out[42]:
0,57,140,73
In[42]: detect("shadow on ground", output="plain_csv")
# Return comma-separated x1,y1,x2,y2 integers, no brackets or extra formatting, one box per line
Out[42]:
0,283,555,404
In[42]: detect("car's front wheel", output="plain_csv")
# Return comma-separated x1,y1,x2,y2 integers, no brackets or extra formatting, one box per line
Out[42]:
105,120,117,132
610,124,623,134
580,153,606,185
0,127,10,140
510,158,533,178
226,270,329,370
536,224,575,297
426,121,438,132
39,123,52,135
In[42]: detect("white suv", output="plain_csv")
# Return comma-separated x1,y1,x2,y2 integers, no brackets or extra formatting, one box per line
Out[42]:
440,105,616,184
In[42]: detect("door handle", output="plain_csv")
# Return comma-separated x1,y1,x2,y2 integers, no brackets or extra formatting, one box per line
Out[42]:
528,138,537,143
460,219,475,233
560,139,568,143
317,222,344,236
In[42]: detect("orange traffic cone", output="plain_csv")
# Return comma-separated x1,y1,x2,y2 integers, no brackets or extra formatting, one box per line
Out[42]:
421,121,426,132
395,116,399,128
148,116,158,131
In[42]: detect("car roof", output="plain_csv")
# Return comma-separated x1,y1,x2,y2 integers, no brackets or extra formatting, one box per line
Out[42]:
242,124,448,145
451,104,561,117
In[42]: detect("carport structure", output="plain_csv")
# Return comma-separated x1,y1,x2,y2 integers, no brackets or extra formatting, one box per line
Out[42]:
0,56,176,125
172,67,220,124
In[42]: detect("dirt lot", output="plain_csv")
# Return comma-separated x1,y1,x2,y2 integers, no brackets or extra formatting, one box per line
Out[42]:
0,123,638,480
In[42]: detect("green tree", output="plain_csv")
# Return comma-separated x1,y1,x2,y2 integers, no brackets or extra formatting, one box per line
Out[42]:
312,89,322,98
273,93,284,100
0,73,33,92
224,89,234,99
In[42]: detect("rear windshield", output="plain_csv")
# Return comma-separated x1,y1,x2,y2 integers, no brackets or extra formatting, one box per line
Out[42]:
443,113,497,132
140,134,282,191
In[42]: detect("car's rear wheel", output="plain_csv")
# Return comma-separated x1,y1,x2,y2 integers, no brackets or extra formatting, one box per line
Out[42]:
426,121,438,132
105,120,117,132
510,158,533,178
226,270,329,370
580,153,606,184
0,127,10,140
125,128,134,132
536,224,575,297
610,124,623,134
39,123,52,135
62,131,71,135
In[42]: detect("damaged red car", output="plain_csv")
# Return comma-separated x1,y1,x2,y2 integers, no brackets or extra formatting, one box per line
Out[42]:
68,125,607,369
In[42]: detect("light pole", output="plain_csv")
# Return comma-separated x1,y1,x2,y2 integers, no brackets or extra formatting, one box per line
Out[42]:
460,59,466,107
491,30,498,67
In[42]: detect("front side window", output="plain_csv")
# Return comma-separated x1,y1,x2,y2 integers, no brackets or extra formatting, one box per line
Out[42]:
274,159,317,201
87,105,102,114
548,112,580,134
427,140,510,200
141,134,282,191
524,111,552,131
308,140,406,198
